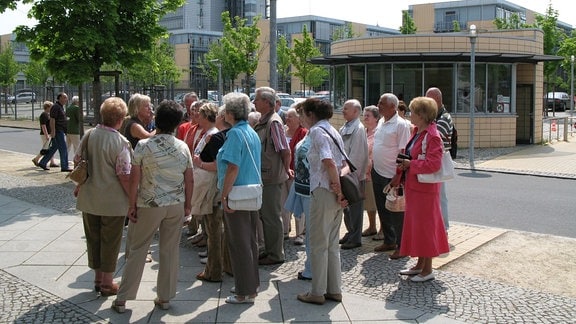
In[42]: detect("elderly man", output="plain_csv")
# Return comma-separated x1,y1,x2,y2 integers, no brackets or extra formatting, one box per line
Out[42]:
338,99,368,249
66,95,82,160
371,93,411,259
253,86,292,265
425,87,454,231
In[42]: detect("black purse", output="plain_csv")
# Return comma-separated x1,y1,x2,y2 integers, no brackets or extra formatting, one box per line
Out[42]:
319,127,364,205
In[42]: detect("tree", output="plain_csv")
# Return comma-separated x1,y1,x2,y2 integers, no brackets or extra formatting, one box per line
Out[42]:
0,42,19,113
14,0,184,123
292,24,328,93
203,12,260,94
332,22,356,41
534,5,565,94
121,40,183,89
493,13,532,30
400,10,417,34
277,35,292,93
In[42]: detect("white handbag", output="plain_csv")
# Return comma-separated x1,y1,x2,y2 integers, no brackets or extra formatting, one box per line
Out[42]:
228,184,263,211
417,134,455,183
226,131,263,211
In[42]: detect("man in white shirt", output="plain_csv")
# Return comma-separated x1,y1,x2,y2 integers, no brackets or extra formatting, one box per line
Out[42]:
371,93,411,258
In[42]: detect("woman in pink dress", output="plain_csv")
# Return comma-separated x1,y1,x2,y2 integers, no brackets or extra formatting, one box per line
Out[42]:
395,97,449,282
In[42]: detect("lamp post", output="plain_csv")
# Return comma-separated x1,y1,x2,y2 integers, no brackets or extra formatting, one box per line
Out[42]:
571,55,574,115
210,59,223,106
469,24,477,169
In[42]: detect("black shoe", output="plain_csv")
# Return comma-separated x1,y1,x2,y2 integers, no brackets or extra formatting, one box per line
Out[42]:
340,242,362,250
338,235,349,244
38,164,50,171
61,169,73,172
297,271,312,281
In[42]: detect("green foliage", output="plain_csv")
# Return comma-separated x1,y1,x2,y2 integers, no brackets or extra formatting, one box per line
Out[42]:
400,10,417,34
277,34,292,92
291,25,326,91
332,22,356,41
203,12,260,94
452,20,461,32
23,58,50,86
0,42,20,88
123,40,183,88
493,13,532,30
14,0,184,85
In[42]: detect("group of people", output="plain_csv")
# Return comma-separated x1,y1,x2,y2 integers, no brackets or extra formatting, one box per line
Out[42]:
32,92,82,172
69,85,454,313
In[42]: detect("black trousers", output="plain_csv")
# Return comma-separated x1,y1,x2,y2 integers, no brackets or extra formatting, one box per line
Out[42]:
371,169,404,247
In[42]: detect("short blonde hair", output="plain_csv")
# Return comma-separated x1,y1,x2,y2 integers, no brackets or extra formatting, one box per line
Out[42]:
409,97,438,124
127,93,151,117
101,97,128,127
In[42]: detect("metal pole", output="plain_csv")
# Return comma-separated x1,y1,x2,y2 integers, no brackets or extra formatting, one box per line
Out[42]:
571,55,574,115
269,0,278,90
469,25,477,169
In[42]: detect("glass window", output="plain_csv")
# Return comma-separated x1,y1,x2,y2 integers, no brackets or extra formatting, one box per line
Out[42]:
333,65,346,110
367,64,391,106
487,64,512,113
393,63,422,105
349,65,365,106
456,63,486,113
424,63,454,112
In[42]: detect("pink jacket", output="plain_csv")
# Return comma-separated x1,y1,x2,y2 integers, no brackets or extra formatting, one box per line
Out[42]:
404,123,443,194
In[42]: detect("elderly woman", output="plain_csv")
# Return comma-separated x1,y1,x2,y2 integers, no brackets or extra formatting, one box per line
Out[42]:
124,93,155,149
112,100,193,313
396,96,449,282
297,98,347,305
284,103,313,280
217,92,262,304
283,107,308,244
75,97,132,296
361,105,382,239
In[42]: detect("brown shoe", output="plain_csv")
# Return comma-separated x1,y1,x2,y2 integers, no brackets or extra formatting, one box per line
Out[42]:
196,271,222,282
389,249,406,260
100,283,120,297
324,293,342,302
297,292,325,305
374,243,397,252
195,238,207,248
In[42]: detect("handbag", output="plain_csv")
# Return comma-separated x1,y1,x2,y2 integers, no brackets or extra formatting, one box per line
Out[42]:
319,127,364,205
226,131,263,211
417,133,455,183
384,184,405,212
40,138,53,155
66,130,92,185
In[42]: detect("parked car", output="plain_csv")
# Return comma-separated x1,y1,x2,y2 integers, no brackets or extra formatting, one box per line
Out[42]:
279,97,296,112
11,92,37,104
545,92,571,111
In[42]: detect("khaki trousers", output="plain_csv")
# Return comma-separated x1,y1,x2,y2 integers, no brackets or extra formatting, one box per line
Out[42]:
259,183,285,262
82,213,125,273
202,206,223,281
117,203,183,302
309,187,343,296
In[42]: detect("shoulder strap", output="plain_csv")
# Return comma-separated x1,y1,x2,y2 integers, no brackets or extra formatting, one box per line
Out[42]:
239,130,263,185
318,126,356,172
421,133,427,155
80,129,93,160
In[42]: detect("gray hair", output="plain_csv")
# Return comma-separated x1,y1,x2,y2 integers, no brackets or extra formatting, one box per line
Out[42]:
248,111,261,127
380,93,399,109
223,92,251,121
255,86,276,108
364,105,380,119
344,99,362,112
127,93,151,117
286,107,299,118
71,96,80,105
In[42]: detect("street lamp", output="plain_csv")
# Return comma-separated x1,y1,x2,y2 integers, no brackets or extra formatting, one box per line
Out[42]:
469,24,477,169
571,55,574,115
210,59,223,106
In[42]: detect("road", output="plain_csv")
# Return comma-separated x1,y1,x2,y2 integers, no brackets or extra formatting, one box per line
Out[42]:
1,126,574,239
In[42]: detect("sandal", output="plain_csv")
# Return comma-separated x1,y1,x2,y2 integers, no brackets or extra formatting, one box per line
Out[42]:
225,295,255,304
361,229,377,237
154,298,170,310
100,283,119,297
94,280,102,292
196,272,222,282
111,300,126,313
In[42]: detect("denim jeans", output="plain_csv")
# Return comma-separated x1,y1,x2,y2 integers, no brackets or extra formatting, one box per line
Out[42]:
40,130,69,170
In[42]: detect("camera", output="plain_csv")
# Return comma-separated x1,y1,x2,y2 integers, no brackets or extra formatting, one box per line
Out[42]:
396,153,411,164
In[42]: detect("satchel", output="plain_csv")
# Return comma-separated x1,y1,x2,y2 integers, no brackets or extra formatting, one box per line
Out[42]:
417,133,455,183
319,126,364,205
384,184,405,212
40,138,53,155
228,184,263,211
66,131,92,185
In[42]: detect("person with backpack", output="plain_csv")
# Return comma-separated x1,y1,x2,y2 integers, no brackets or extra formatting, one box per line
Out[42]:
425,87,454,231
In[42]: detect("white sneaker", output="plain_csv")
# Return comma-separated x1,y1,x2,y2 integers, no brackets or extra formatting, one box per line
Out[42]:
294,236,304,246
198,251,208,258
200,257,208,264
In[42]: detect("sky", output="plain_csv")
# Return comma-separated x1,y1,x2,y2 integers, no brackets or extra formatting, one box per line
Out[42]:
0,0,575,35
